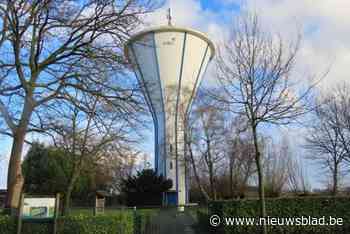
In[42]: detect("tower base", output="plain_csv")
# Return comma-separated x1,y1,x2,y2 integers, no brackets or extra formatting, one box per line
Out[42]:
164,191,177,206
163,191,186,212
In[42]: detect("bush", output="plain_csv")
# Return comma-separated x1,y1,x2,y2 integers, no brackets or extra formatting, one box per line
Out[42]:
0,213,135,234
134,209,159,234
121,169,172,206
203,197,350,234
0,216,16,234
57,214,134,234
23,220,52,234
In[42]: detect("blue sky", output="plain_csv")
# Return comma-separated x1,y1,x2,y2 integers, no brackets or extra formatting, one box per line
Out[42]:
200,0,240,12
2,0,350,190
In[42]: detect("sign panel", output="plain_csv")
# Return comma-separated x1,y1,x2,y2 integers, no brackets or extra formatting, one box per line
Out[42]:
95,197,105,215
22,197,56,218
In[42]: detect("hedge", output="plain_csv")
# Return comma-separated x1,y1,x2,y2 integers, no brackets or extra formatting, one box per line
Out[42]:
136,209,160,234
0,216,16,234
200,197,350,234
0,213,135,234
57,214,134,234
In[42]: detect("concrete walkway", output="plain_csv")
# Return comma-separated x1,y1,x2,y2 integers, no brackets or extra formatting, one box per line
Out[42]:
150,209,197,234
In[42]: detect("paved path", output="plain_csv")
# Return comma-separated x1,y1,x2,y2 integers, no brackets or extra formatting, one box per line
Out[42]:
150,209,197,234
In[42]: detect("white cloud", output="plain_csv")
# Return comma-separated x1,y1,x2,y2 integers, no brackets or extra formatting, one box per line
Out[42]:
241,0,350,87
141,0,233,87
143,0,230,44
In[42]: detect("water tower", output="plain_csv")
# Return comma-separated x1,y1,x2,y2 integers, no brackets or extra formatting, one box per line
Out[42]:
125,22,215,207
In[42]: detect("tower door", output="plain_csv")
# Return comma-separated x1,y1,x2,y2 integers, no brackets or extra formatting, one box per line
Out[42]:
166,192,177,206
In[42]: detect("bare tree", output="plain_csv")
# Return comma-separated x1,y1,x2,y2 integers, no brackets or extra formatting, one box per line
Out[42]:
213,13,314,233
305,86,350,195
328,84,350,164
43,92,137,214
0,0,154,212
110,149,141,194
263,136,293,197
194,105,226,200
225,120,256,198
287,157,311,194
185,93,227,201
185,118,210,201
187,108,257,201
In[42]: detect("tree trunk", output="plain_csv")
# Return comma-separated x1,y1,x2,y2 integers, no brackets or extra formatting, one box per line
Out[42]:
5,99,33,215
332,161,338,196
5,131,26,215
208,160,216,200
63,169,80,215
187,142,210,201
252,125,267,234
64,185,73,216
229,155,234,198
206,137,216,200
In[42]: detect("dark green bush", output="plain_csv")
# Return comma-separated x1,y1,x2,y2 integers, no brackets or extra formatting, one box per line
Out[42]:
204,197,350,234
57,214,134,234
22,220,52,234
0,216,16,234
0,213,134,234
121,169,172,206
134,209,159,234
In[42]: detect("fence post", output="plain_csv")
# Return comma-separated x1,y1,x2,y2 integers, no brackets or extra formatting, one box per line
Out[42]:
16,193,25,234
93,195,96,216
133,206,140,234
53,193,60,234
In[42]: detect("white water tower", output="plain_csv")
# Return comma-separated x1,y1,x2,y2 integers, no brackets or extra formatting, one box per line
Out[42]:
125,25,215,207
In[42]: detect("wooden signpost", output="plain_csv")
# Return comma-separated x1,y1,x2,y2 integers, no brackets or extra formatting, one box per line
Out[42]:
17,193,60,234
94,191,106,215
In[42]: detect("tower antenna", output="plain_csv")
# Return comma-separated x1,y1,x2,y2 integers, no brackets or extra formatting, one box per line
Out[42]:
167,8,172,26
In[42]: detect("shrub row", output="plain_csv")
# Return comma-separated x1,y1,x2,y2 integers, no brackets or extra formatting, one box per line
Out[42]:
57,214,134,234
200,197,350,234
0,212,135,234
0,216,16,234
